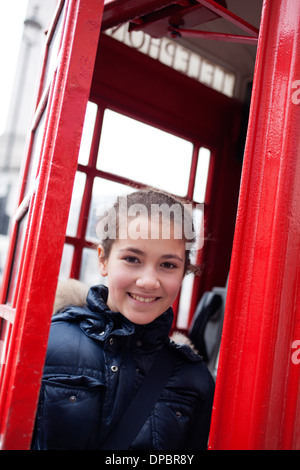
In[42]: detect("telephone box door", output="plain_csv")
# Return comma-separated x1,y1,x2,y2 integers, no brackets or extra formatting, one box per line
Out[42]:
0,0,103,450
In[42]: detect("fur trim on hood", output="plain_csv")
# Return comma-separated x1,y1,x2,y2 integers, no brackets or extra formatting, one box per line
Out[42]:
53,279,89,314
169,331,198,354
53,279,197,353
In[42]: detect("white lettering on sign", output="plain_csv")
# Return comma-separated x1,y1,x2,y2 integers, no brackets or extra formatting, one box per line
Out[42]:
105,23,236,97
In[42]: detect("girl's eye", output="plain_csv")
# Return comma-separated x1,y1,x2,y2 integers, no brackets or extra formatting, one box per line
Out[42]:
124,256,140,264
161,262,177,269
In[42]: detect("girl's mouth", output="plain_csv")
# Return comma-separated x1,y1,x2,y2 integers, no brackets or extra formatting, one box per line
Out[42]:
128,292,159,303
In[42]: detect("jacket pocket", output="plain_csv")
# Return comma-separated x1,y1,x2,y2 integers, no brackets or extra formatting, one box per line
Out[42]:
33,374,104,450
152,396,198,450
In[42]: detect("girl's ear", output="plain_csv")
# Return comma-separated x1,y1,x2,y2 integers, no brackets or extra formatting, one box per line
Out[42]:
98,245,108,277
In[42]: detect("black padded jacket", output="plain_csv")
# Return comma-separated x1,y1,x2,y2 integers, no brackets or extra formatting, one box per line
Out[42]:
31,284,215,450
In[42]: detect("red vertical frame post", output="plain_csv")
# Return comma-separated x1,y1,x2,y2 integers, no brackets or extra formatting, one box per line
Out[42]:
0,0,103,450
209,0,300,449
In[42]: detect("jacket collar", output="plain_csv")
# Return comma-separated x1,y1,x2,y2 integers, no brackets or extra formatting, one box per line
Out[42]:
53,284,174,349
88,285,174,349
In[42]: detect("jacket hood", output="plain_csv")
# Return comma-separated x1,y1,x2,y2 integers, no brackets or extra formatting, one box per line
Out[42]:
53,282,174,351
53,279,198,354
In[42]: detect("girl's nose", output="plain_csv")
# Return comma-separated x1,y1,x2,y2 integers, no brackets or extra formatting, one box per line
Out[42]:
136,268,160,291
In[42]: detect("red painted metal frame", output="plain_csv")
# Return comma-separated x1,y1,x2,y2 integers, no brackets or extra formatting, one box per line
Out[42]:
196,0,259,37
168,27,258,45
0,0,103,450
167,0,259,45
0,0,261,450
106,0,259,45
101,0,209,31
209,0,300,449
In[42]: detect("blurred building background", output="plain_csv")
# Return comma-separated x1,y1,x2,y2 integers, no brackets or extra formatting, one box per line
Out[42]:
0,0,57,283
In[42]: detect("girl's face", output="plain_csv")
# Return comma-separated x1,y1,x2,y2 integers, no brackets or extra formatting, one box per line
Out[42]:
98,217,185,325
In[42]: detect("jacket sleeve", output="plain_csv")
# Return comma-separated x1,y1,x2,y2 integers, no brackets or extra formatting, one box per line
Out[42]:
185,369,215,450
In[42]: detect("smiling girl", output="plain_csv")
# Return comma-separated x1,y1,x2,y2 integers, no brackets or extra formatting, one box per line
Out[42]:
31,189,215,450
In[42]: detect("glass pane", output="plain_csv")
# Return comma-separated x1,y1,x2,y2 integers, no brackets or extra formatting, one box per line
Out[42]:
0,232,10,286
6,211,29,304
176,203,204,329
78,102,98,165
177,273,195,329
86,177,135,242
0,319,12,376
96,109,193,197
66,172,86,237
193,147,211,203
193,204,205,251
26,108,47,192
42,6,65,93
80,247,106,287
59,243,74,280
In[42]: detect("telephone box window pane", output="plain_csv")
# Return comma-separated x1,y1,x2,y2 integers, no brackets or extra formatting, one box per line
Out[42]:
177,273,195,329
80,247,107,287
43,5,65,93
78,102,98,165
26,108,47,192
66,171,86,236
96,109,193,197
177,204,204,328
0,234,9,286
6,212,29,305
86,177,135,242
0,319,11,376
59,243,74,280
193,147,211,203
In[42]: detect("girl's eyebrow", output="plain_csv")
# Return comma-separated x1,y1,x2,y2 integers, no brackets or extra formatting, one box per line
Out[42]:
119,247,144,256
119,247,183,262
161,254,184,262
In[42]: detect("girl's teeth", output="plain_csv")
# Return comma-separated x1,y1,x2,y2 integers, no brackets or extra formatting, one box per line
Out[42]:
130,293,156,303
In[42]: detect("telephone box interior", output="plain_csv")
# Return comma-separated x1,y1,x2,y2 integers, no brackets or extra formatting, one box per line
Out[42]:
63,0,263,330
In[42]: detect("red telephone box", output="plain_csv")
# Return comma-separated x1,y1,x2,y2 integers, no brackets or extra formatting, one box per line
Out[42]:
0,0,300,450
